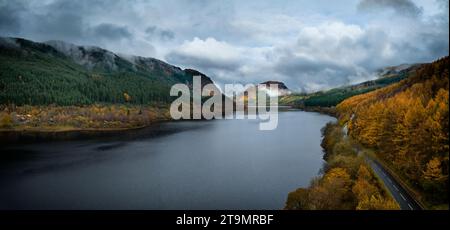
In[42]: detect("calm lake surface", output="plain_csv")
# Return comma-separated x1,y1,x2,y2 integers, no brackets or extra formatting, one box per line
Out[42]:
0,111,335,210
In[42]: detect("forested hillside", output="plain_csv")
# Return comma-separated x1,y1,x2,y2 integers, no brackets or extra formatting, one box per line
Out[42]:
337,56,449,208
280,64,420,108
0,37,213,106
0,37,221,131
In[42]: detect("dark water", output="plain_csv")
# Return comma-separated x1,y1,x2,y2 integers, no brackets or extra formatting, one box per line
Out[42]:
0,111,335,210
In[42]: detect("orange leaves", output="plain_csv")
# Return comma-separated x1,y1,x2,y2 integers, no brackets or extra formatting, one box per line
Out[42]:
324,168,351,184
352,179,378,203
424,89,449,155
357,165,372,181
285,188,309,210
336,56,449,204
355,194,400,210
123,92,132,102
0,112,13,128
423,157,445,182
351,165,400,210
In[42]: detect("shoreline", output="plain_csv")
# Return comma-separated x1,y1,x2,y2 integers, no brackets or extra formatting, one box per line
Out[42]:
295,106,337,117
0,125,150,133
0,121,168,134
0,107,329,134
0,103,172,134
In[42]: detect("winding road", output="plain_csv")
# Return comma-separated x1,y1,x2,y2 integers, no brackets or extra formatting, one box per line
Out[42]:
366,157,422,210
344,121,422,210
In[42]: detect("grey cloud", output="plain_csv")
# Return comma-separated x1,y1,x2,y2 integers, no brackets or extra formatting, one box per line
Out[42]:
166,51,240,72
160,30,175,41
273,54,366,92
0,1,24,34
268,18,447,92
92,23,132,40
41,0,112,16
358,0,423,17
407,31,449,63
0,0,448,91
388,0,449,63
1,0,136,42
276,56,352,78
6,0,88,41
145,26,175,41
145,26,157,34
170,0,238,41
32,13,85,40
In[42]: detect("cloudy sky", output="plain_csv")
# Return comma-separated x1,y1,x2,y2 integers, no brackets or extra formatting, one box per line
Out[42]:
0,0,448,91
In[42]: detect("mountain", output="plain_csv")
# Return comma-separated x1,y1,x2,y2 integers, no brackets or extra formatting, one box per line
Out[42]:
279,62,425,107
45,40,128,72
183,68,216,89
258,81,291,97
377,63,423,78
234,80,291,107
240,80,290,97
0,37,218,106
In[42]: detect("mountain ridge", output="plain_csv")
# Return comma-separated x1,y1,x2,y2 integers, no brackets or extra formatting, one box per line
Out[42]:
0,36,219,105
279,61,426,108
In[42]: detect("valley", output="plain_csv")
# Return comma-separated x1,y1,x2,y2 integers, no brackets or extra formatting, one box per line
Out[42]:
0,37,448,210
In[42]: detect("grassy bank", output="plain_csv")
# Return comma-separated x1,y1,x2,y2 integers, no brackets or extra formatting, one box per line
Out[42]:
0,103,171,132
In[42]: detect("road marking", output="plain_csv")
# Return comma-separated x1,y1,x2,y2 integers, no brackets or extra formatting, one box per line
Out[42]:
382,172,387,176
393,185,399,191
387,178,392,183
400,193,407,201
408,203,413,210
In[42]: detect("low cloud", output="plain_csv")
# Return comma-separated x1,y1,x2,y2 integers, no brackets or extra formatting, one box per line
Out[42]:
0,1,24,34
91,23,132,40
358,0,423,17
145,26,175,41
166,37,243,71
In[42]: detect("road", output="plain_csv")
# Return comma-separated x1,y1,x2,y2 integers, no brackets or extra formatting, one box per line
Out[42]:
344,122,422,210
365,157,422,210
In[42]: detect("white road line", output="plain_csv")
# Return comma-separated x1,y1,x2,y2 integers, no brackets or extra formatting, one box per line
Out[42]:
408,203,413,210
400,193,407,201
393,185,399,191
387,178,392,183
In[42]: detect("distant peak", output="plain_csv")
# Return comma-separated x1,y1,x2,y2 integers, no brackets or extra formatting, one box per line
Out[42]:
377,63,423,78
259,81,289,90
239,80,292,97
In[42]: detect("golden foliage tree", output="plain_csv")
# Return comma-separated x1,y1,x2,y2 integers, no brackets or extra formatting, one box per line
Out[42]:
123,92,132,102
